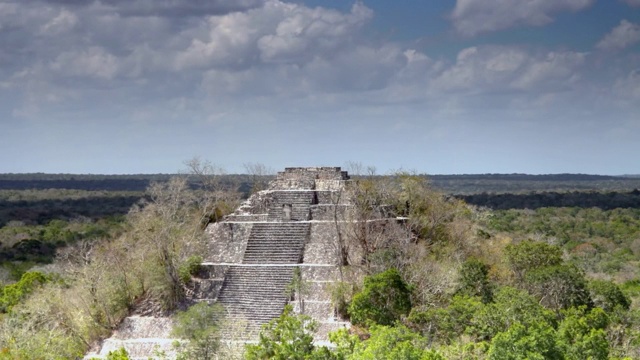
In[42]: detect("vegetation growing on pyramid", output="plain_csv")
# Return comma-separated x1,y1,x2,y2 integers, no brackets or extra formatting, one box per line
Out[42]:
0,164,639,359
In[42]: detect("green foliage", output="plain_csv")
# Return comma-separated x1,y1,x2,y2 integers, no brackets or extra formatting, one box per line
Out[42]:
455,258,493,303
393,173,462,244
525,264,592,310
178,255,203,284
348,324,444,360
329,281,356,320
348,268,412,326
589,280,631,311
486,207,640,279
105,347,131,360
172,302,225,360
0,286,88,359
469,287,556,341
504,240,563,280
557,307,609,360
245,305,331,360
0,216,126,266
0,172,237,360
408,295,483,345
328,328,359,359
0,271,50,312
487,321,562,360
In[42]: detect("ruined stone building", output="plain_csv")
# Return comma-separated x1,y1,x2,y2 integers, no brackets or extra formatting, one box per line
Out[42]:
200,167,352,339
88,167,398,359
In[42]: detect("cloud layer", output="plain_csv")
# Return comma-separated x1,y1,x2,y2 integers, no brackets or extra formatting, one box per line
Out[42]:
596,20,640,51
0,0,638,174
451,0,594,36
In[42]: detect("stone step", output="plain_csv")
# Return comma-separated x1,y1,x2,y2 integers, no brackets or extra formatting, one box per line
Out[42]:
110,316,174,340
196,264,228,279
266,192,314,220
244,239,307,244
217,265,297,334
250,226,309,229
188,279,224,299
247,239,306,243
88,338,179,359
243,247,304,253
242,223,309,264
242,258,301,264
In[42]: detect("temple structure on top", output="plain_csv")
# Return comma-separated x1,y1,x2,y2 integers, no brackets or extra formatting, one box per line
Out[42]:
89,167,402,358
199,167,354,338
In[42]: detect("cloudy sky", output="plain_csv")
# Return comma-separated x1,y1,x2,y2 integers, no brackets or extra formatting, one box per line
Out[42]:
1,0,639,175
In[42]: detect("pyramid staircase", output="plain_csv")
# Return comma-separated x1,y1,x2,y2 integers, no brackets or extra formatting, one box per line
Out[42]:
86,168,353,358
217,195,313,336
267,191,315,221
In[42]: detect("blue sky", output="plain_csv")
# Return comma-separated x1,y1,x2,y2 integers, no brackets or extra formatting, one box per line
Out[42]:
1,0,639,175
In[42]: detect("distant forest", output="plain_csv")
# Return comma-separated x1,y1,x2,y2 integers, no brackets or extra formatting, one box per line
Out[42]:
1,173,640,228
2,172,639,193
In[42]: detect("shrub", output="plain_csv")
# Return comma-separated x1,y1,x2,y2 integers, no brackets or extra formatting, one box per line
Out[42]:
172,302,225,360
488,322,562,360
0,271,50,313
348,268,412,326
456,258,493,303
505,240,562,281
178,255,203,284
589,280,631,312
245,304,330,360
349,324,444,360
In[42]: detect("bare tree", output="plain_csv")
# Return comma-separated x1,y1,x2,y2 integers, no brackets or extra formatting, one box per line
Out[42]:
185,157,241,227
243,162,274,194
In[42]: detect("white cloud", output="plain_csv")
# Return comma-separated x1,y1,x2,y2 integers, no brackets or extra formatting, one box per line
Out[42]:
430,46,585,94
623,0,640,7
50,47,120,79
596,20,640,51
175,1,372,70
0,0,627,131
451,0,594,36
511,51,586,90
613,69,640,101
257,2,372,63
39,9,77,35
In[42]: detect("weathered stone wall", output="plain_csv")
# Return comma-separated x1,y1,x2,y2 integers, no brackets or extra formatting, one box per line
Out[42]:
288,265,353,340
310,204,348,221
189,264,228,300
204,222,251,263
303,223,343,264
269,167,349,190
279,167,349,181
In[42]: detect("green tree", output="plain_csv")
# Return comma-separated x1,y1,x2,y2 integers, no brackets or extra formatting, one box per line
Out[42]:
469,287,556,341
556,307,609,360
487,322,562,360
504,240,562,281
525,264,592,311
172,302,225,360
105,347,131,360
455,258,493,303
408,295,483,345
589,280,631,312
348,324,444,360
348,268,412,326
0,271,50,313
245,305,330,360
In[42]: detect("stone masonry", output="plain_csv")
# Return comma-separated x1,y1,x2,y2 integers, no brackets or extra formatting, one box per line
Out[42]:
87,167,362,359
202,167,353,339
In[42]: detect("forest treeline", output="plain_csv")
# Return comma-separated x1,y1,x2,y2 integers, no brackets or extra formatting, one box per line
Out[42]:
1,169,640,358
0,176,251,193
2,173,640,194
459,190,640,210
